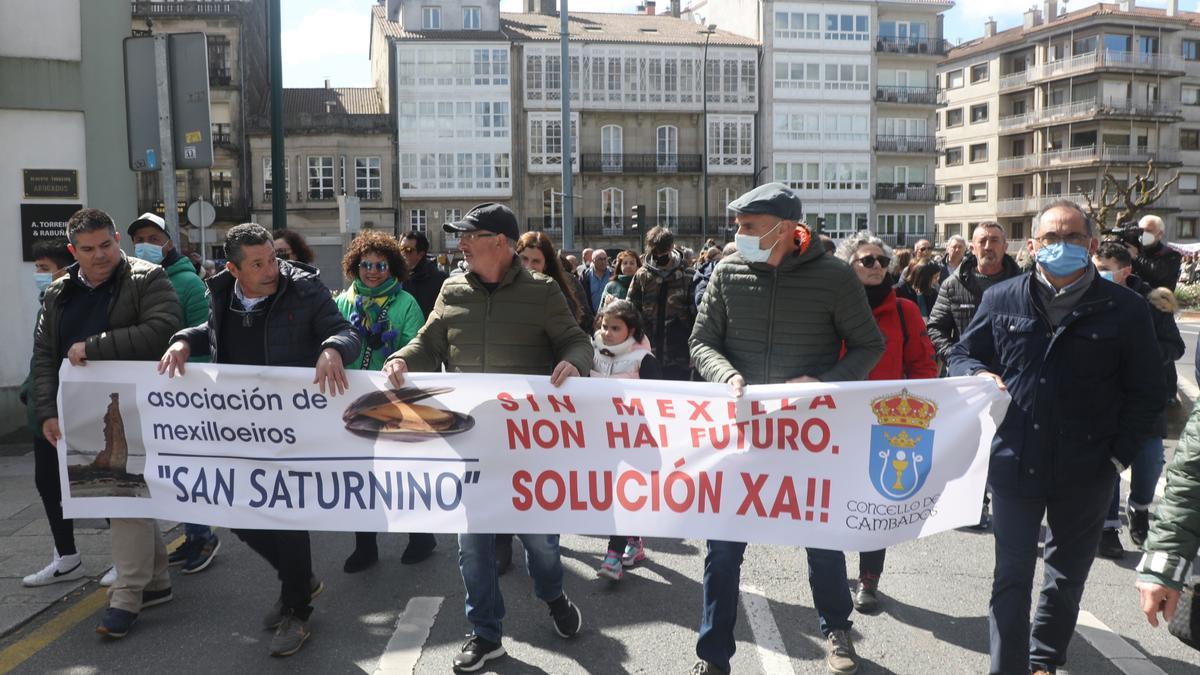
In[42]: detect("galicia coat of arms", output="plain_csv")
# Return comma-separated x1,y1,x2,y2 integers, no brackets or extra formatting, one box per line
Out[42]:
868,389,938,501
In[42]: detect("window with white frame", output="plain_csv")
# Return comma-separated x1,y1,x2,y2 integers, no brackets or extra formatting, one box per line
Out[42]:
409,208,427,232
1179,174,1198,193
820,212,868,237
723,187,738,227
473,49,509,86
463,6,481,30
824,13,869,41
707,115,753,169
824,63,870,92
354,157,382,200
823,113,869,144
399,152,511,193
774,58,821,92
601,125,623,171
542,188,560,228
211,170,232,207
398,99,509,138
775,111,820,144
775,12,820,40
877,117,928,137
657,125,678,171
307,156,334,200
1184,85,1200,105
969,182,988,202
394,47,507,88
774,161,820,191
823,162,870,191
656,187,678,227
262,157,289,199
876,213,927,236
528,113,578,171
421,6,440,29
877,165,927,186
602,188,623,233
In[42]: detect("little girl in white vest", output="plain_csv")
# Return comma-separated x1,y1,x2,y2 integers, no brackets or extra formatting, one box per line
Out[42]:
590,300,662,580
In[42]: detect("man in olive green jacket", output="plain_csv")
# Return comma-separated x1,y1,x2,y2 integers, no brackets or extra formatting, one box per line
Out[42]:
688,184,884,675
1136,397,1200,629
383,203,590,673
33,208,182,640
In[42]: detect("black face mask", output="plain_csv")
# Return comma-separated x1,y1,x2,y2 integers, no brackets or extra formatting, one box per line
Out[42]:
654,253,671,267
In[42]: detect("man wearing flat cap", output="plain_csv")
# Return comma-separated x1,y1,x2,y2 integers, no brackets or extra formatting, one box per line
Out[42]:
689,183,885,675
382,202,592,673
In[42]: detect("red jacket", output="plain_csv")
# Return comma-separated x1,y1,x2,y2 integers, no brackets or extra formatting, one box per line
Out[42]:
842,289,938,381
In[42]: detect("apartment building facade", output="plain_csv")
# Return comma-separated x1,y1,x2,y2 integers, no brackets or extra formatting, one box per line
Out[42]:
701,0,951,245
130,0,269,254
247,86,395,284
506,6,759,251
936,0,1199,245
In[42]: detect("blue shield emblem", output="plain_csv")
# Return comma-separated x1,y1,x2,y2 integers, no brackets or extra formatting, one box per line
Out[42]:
869,425,935,501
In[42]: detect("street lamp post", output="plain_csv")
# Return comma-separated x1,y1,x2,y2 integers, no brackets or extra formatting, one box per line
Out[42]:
700,24,716,244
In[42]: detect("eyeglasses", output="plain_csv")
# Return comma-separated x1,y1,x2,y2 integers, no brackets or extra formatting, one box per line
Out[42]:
400,246,417,254
358,261,388,272
1036,232,1090,247
460,231,498,242
855,255,891,269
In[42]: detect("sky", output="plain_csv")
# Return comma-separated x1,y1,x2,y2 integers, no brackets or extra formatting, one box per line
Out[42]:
281,0,1196,88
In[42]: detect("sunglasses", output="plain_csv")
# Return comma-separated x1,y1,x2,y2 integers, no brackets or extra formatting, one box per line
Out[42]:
400,246,417,254
855,255,891,269
358,261,388,272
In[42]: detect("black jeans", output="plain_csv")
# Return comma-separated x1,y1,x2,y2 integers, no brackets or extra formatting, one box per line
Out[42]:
233,529,314,619
33,435,76,555
859,549,885,579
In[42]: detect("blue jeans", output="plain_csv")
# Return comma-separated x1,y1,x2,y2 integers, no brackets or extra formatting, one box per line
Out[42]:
458,533,564,642
697,541,852,673
989,480,1111,674
184,523,212,540
1105,437,1165,528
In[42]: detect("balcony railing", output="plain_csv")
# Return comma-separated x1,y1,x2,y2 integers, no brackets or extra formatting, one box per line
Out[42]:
212,123,232,146
874,36,948,56
874,85,940,106
132,1,247,16
999,70,1031,91
580,153,702,174
998,145,1172,173
1027,50,1185,83
874,134,941,153
1096,98,1182,119
875,184,940,202
209,68,232,87
581,217,628,237
999,111,1033,131
355,189,383,201
996,194,1071,216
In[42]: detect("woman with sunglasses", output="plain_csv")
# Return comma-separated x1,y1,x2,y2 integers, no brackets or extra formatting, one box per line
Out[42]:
334,230,436,572
835,231,938,614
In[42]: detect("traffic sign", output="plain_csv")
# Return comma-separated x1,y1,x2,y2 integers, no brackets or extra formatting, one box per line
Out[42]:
187,199,216,229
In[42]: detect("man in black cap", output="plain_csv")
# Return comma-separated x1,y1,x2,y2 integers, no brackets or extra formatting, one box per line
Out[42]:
127,213,221,573
689,183,884,675
382,202,592,673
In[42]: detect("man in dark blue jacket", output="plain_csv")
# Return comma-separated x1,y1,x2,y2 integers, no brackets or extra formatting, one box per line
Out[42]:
949,200,1163,675
158,223,359,658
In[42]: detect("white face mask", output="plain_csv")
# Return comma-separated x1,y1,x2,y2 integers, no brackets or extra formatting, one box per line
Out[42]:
735,220,783,263
1140,231,1157,248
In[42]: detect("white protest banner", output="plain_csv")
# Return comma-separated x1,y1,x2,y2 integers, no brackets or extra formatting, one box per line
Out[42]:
57,362,1008,551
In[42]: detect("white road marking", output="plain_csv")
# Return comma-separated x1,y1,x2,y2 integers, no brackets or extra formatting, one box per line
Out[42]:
739,584,797,675
1075,611,1169,675
374,596,443,675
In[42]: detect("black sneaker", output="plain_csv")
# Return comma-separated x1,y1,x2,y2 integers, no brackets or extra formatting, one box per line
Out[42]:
1127,505,1150,548
548,594,582,638
452,634,505,672
1097,528,1125,559
401,533,437,565
95,608,138,639
343,545,378,574
181,534,220,574
141,587,173,609
168,537,199,566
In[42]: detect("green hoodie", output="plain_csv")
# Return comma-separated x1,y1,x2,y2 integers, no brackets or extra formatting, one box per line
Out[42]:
163,253,210,363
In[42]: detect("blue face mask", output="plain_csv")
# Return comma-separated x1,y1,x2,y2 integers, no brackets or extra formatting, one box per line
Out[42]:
134,242,164,264
1098,270,1115,282
1035,242,1090,277
34,272,54,292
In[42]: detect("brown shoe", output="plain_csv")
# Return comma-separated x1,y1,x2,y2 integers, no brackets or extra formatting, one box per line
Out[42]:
826,629,859,674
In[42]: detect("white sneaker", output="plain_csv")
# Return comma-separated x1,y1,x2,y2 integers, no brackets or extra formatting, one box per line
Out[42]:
99,565,118,587
23,552,84,587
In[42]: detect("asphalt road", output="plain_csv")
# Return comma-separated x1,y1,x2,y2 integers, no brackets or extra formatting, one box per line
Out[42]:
3,322,1200,675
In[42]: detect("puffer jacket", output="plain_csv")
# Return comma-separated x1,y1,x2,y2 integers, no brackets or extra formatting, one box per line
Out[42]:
690,231,885,386
926,253,1022,360
390,255,592,377
1137,397,1200,590
163,251,208,329
948,271,1164,496
174,260,359,367
628,251,696,371
33,256,182,424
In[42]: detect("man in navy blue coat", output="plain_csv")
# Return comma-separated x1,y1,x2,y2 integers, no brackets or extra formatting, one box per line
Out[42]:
948,200,1163,675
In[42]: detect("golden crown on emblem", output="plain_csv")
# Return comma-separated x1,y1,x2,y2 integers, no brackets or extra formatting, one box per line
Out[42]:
870,389,938,429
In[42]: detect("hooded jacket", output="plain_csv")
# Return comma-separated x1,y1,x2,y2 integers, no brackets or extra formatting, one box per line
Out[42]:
1136,398,1200,591
628,250,696,371
173,260,359,367
690,229,885,386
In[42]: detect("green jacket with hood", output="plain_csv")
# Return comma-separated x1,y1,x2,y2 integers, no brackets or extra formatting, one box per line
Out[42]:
1137,397,1200,590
